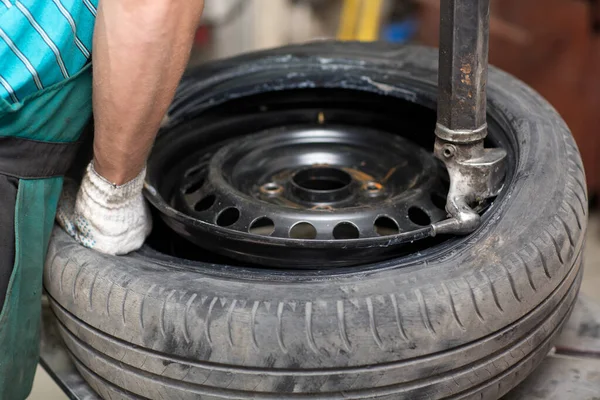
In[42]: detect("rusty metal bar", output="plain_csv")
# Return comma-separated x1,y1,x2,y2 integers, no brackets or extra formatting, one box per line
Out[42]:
436,0,490,142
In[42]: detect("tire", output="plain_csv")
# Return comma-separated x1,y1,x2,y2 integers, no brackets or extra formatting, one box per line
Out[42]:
44,42,587,400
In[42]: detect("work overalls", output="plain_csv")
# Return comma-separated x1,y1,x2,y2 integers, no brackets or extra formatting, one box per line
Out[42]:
0,1,96,397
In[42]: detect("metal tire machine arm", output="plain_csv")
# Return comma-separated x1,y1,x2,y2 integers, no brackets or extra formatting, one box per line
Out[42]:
433,0,507,236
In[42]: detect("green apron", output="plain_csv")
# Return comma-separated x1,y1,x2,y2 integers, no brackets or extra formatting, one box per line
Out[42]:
0,64,92,400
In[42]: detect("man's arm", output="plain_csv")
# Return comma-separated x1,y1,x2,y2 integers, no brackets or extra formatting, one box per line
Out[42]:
92,0,204,185
56,0,204,255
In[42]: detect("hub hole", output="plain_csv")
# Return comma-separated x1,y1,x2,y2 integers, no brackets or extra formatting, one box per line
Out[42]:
293,167,352,191
408,207,431,226
431,193,447,210
249,217,275,236
374,216,399,236
184,178,205,195
333,222,360,239
195,195,216,212
289,222,317,239
217,207,240,227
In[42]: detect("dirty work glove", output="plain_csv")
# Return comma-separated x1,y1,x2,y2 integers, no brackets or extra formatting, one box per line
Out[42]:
56,162,152,255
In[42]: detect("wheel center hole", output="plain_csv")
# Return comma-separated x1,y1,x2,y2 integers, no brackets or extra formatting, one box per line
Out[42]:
292,167,352,192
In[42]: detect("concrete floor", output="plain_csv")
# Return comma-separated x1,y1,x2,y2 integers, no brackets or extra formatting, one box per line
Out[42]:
28,366,66,400
27,213,600,399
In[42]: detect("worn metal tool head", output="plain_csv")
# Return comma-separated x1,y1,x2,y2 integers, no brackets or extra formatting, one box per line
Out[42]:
434,0,507,235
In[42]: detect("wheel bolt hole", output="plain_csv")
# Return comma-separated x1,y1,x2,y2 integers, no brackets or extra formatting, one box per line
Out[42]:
216,207,240,227
374,216,399,236
289,222,317,239
261,182,282,194
408,207,431,226
365,181,382,192
194,195,215,212
249,217,275,236
333,222,360,239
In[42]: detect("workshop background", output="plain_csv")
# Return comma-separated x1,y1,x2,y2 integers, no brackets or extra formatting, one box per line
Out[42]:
29,0,600,398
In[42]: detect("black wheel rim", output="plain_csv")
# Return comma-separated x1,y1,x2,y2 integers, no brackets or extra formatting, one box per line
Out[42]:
171,125,448,243
146,84,508,268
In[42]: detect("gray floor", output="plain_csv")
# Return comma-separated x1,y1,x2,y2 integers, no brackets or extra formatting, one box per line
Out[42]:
27,213,600,399
28,366,66,400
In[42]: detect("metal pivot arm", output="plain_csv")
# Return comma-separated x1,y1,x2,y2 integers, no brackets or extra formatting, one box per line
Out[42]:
433,0,507,235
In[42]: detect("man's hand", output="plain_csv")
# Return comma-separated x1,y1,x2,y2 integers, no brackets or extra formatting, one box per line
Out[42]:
56,162,151,255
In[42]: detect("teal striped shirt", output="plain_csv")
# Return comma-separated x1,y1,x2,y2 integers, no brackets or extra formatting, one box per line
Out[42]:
0,0,98,104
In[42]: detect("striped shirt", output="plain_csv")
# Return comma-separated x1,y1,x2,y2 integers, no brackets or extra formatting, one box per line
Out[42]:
0,0,98,104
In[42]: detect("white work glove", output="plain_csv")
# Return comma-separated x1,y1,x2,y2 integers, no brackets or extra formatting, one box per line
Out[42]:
56,162,152,255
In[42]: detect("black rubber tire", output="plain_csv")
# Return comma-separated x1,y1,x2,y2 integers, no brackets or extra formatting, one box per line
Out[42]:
44,42,587,400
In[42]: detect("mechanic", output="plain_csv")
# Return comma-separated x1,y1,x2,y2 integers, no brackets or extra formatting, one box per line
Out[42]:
0,0,204,398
